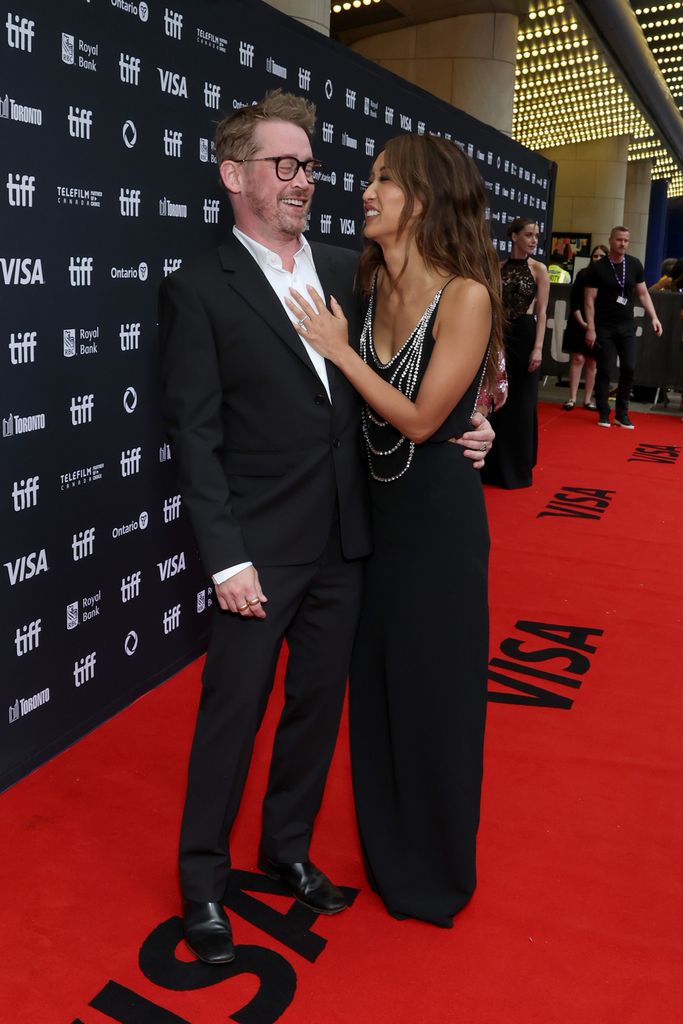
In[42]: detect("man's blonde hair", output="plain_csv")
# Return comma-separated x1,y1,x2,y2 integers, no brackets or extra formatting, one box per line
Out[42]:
214,90,316,165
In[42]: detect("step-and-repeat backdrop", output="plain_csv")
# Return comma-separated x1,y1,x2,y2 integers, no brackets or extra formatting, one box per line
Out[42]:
1,0,555,791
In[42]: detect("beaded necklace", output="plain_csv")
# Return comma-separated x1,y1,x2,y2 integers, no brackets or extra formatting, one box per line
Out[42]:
359,283,443,482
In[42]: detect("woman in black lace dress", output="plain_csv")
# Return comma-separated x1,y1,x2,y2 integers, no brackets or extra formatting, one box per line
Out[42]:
286,134,504,927
482,217,549,488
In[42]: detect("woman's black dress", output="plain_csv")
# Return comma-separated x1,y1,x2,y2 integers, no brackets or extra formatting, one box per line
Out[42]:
481,257,539,489
350,284,490,928
562,267,594,358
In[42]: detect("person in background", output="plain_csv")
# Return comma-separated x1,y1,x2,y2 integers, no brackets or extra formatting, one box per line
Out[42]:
481,217,549,488
562,243,609,411
584,225,663,429
650,257,683,292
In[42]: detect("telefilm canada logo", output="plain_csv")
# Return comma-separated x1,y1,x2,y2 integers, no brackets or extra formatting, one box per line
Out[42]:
60,462,104,490
57,185,102,208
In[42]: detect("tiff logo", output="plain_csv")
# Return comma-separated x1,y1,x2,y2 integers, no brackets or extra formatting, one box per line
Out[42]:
15,618,41,656
163,604,181,634
12,475,39,511
163,258,182,276
74,652,96,687
72,527,95,561
164,8,183,39
119,53,141,85
322,122,333,143
69,256,93,287
68,106,93,139
6,13,34,51
163,494,181,522
298,68,311,91
164,129,183,157
345,88,356,109
6,173,35,207
70,394,94,425
385,106,394,125
9,331,37,364
204,82,220,109
320,213,331,234
120,322,141,350
119,187,141,216
121,570,141,603
343,172,354,192
121,447,142,477
203,198,220,224
365,137,375,157
240,41,254,67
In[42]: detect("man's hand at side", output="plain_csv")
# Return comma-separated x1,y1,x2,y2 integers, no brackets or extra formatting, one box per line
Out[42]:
215,566,268,619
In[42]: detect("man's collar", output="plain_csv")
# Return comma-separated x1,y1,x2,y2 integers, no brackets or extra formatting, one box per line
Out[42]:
232,226,311,268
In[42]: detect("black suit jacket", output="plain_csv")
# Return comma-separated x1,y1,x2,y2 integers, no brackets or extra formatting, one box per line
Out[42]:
159,235,372,575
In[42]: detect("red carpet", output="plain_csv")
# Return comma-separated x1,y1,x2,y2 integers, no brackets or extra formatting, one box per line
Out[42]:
1,403,682,1024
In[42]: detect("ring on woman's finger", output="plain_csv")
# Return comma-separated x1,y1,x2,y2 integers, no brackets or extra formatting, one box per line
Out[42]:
247,596,261,606
297,315,309,327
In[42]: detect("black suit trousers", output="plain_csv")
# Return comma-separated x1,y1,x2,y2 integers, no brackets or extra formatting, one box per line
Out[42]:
594,320,637,419
178,520,363,902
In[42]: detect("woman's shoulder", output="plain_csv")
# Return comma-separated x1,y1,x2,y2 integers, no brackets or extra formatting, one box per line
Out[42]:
529,257,549,279
436,277,491,327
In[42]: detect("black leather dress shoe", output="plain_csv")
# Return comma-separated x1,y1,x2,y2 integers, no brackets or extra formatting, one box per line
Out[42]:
258,854,348,915
182,900,235,964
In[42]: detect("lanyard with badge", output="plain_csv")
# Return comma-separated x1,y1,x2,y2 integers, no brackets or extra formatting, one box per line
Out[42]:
609,257,629,305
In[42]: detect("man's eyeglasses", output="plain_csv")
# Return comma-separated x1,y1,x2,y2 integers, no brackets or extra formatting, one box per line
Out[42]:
236,155,323,183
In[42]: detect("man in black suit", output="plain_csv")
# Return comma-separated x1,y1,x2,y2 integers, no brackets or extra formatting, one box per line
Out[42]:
160,91,494,964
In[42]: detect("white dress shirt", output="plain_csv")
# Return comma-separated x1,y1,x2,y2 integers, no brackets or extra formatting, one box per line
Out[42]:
212,228,331,586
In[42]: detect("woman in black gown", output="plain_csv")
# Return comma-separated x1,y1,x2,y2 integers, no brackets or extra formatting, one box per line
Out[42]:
561,244,608,410
482,217,549,488
287,134,504,927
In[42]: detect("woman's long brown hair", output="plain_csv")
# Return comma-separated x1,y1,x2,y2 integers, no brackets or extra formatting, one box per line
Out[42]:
357,134,504,394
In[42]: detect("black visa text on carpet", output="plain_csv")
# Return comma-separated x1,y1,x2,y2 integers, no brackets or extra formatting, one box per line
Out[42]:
537,487,615,520
628,443,681,464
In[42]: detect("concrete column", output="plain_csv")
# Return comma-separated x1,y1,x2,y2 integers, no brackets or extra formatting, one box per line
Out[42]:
542,137,630,248
264,0,329,36
350,13,519,136
624,158,654,264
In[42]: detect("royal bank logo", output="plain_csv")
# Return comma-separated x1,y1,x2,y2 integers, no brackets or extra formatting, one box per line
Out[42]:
163,258,182,276
239,41,254,68
345,88,356,110
62,33,98,71
204,82,220,109
0,94,42,126
121,570,141,603
112,511,149,539
119,187,141,216
14,618,42,656
163,603,181,634
365,137,375,157
339,217,356,236
197,27,226,52
157,67,188,98
56,185,102,208
122,119,137,148
266,57,287,80
159,197,187,218
120,447,142,477
67,589,101,629
70,394,94,425
72,528,95,561
320,213,332,235
341,132,357,150
120,322,141,351
343,172,354,192
111,0,149,21
8,688,50,725
12,475,39,511
203,198,220,224
3,412,46,437
197,587,214,613
60,462,103,490
6,13,34,51
163,494,181,523
63,326,99,357
298,67,311,91
3,548,48,586
6,173,35,207
119,53,141,85
1,257,44,285
158,551,186,581
9,331,37,364
322,122,334,144
164,129,183,157
68,106,93,140
74,651,97,688
364,97,378,119
69,256,93,286
199,138,217,164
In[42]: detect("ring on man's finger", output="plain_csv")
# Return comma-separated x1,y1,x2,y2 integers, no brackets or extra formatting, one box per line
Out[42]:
247,597,261,606
237,602,250,612
480,442,488,452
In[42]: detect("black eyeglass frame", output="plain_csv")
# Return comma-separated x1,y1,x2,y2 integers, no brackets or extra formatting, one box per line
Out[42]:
235,155,324,182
